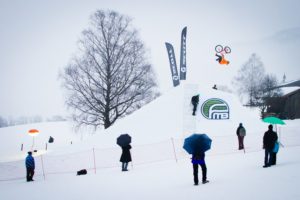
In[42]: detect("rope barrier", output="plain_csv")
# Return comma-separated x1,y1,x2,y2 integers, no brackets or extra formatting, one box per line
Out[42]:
1,135,300,182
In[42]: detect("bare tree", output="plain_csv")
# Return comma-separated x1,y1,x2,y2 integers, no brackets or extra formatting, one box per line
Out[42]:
61,10,159,129
232,53,265,106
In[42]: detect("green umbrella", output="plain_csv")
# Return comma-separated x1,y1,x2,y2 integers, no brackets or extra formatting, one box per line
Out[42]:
263,116,285,147
262,116,285,125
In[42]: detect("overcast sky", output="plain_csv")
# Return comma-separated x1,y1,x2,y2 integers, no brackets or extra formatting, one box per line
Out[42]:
0,0,300,118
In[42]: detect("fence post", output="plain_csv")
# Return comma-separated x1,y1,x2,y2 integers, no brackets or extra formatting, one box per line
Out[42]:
171,138,178,163
21,143,23,151
40,155,46,180
92,148,96,174
45,143,48,151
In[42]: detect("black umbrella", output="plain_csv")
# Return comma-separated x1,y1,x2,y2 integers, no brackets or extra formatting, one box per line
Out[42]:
117,134,131,147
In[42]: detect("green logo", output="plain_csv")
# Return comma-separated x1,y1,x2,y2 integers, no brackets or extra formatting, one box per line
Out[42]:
201,98,229,120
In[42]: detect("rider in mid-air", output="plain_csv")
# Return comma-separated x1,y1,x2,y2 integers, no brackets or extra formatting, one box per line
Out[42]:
215,53,230,65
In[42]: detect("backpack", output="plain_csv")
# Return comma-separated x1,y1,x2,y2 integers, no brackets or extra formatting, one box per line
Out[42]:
239,127,246,136
77,169,87,176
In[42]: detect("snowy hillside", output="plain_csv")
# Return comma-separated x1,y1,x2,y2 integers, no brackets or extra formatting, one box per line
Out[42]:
1,83,300,200
0,121,90,162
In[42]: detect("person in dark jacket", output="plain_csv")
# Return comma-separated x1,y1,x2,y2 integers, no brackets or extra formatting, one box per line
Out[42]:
263,125,278,168
120,144,132,171
191,94,200,116
236,123,246,150
191,152,209,185
25,151,35,182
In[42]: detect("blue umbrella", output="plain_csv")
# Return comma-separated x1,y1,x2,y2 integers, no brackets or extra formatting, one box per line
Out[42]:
183,133,212,154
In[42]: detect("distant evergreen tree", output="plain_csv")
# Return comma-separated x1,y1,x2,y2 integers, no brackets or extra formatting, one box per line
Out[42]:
282,73,286,83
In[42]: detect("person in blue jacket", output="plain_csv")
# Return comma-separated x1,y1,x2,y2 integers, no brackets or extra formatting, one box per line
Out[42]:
271,141,279,165
25,151,35,182
192,152,209,185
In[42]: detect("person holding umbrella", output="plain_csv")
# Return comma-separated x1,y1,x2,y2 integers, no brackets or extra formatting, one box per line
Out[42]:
120,144,132,171
192,152,209,185
262,117,285,167
183,133,211,185
117,134,132,172
263,125,278,168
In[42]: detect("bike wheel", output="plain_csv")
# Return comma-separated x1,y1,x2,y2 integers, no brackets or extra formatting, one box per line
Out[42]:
224,46,231,54
215,45,223,53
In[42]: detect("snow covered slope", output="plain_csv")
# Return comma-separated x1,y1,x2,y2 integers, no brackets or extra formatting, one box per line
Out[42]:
0,121,83,162
0,83,300,200
69,82,266,150
0,83,272,161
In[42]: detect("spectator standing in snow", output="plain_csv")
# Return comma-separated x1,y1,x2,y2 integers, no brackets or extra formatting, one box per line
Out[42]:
191,94,200,116
236,123,246,150
263,125,278,168
120,144,132,171
25,151,35,182
271,140,279,165
191,153,209,185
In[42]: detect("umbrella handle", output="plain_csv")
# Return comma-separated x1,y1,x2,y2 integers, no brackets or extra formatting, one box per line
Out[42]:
279,141,284,147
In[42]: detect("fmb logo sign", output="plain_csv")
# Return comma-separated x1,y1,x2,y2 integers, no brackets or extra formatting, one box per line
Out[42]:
201,98,230,120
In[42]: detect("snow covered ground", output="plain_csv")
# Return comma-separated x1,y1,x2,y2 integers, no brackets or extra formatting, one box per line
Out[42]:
1,145,300,200
1,83,300,200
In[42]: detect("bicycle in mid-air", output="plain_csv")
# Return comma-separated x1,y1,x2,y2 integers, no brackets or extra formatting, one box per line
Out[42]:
215,45,231,54
215,45,231,65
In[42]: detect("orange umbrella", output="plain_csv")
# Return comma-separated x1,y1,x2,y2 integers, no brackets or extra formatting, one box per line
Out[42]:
28,129,39,136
